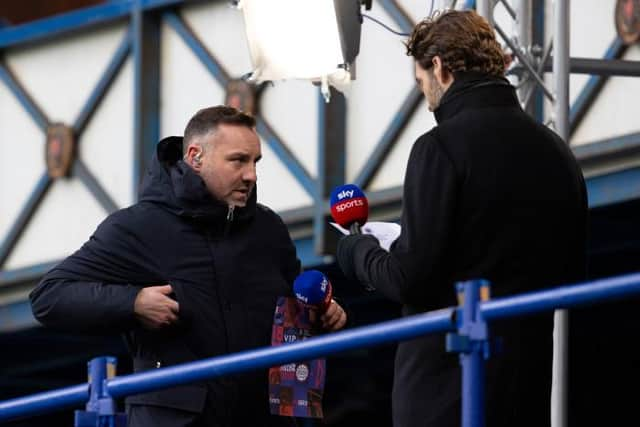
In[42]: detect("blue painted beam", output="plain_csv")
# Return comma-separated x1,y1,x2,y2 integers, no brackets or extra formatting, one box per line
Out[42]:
354,88,423,189
0,300,39,332
0,174,52,268
73,161,119,214
73,28,132,135
132,3,161,197
586,167,640,209
255,118,317,197
163,11,231,85
0,61,49,131
295,236,331,268
0,0,185,49
378,0,415,33
573,132,640,161
569,38,627,138
0,260,59,285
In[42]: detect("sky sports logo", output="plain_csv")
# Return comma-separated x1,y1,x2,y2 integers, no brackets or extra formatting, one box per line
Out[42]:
336,189,355,200
334,198,365,212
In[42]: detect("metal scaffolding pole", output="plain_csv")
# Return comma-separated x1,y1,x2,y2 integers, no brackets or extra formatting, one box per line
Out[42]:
515,0,531,45
545,56,640,77
514,0,532,106
476,0,493,25
552,2,570,427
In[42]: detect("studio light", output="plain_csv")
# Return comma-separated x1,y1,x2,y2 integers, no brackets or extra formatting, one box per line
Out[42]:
236,0,365,102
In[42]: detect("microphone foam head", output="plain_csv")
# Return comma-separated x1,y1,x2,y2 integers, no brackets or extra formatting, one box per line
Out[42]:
329,184,368,228
293,270,333,309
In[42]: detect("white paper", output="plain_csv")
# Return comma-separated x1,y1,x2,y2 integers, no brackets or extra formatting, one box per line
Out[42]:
330,221,401,252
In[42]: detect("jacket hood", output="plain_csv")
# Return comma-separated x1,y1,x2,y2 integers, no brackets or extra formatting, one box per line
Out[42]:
138,136,257,222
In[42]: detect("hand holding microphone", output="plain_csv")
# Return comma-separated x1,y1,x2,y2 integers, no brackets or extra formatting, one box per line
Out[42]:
330,184,377,291
294,270,346,331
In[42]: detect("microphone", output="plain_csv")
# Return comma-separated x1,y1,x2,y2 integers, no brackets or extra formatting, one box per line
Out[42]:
330,184,376,292
293,270,333,313
330,184,368,234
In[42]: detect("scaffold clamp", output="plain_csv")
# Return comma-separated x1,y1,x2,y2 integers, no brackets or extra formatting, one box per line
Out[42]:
74,356,126,427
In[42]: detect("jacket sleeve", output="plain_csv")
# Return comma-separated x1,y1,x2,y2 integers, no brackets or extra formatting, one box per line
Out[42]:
30,278,140,333
337,134,458,305
29,213,158,334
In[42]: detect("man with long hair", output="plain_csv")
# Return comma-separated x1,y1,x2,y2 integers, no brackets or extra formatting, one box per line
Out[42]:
337,10,587,427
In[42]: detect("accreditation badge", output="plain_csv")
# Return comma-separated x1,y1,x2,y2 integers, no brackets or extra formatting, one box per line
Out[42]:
268,296,325,418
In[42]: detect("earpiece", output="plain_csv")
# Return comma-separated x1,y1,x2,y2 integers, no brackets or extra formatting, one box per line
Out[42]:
193,152,202,166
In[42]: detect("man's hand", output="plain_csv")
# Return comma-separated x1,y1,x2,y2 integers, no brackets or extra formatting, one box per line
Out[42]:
134,284,180,329
320,299,347,331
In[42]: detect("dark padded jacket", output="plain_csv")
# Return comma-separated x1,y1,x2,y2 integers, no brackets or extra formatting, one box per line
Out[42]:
30,136,301,426
338,73,588,427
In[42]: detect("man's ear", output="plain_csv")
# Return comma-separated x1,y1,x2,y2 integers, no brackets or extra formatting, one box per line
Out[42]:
432,56,452,86
185,144,203,170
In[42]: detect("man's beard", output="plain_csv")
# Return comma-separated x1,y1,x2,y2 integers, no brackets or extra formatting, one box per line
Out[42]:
427,73,446,112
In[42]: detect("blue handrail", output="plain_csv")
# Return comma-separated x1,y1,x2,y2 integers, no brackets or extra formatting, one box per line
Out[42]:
1,271,640,424
481,272,640,320
0,384,88,421
0,308,455,422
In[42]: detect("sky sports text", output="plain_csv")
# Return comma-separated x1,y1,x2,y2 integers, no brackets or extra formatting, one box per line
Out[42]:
336,189,355,200
334,198,365,212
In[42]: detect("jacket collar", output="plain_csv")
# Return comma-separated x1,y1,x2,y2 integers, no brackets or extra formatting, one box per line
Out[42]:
433,72,519,124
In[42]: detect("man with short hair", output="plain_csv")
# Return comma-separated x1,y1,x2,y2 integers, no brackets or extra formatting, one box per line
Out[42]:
31,105,347,427
336,10,587,427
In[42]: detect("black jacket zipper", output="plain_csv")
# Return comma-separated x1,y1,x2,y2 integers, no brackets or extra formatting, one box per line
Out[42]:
224,205,235,236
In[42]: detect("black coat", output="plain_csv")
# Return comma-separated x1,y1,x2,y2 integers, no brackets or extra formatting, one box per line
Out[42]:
30,137,301,426
338,73,588,427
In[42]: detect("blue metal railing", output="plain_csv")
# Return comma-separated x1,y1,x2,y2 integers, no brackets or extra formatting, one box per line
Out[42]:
2,271,640,426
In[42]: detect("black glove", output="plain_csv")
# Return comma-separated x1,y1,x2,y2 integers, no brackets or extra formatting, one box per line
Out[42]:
336,234,379,285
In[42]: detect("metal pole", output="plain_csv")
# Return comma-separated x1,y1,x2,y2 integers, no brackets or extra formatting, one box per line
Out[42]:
459,280,486,427
476,0,493,25
553,0,570,139
314,87,346,256
448,280,490,427
75,357,126,427
544,56,640,77
495,23,555,101
552,1,570,427
515,0,531,48
514,0,532,104
131,0,160,199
